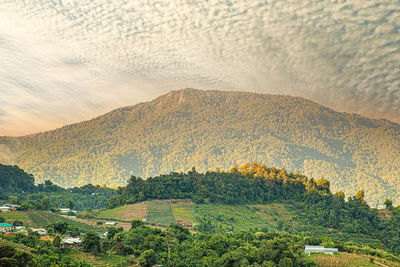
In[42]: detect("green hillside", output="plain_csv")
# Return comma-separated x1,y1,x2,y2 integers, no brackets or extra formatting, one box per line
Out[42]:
1,89,400,205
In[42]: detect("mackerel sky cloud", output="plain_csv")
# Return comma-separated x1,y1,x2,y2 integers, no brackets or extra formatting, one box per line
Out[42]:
0,0,399,135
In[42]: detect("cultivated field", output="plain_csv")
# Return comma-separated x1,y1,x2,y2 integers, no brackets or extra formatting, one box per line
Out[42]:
309,252,399,267
172,201,194,225
26,210,104,233
96,202,147,221
194,203,298,232
146,200,175,226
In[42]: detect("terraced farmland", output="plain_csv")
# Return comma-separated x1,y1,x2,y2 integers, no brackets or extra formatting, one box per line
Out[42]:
172,201,194,225
146,200,175,226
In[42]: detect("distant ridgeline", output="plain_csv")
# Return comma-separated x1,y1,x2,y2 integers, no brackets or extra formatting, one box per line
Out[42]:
109,163,400,254
0,163,118,210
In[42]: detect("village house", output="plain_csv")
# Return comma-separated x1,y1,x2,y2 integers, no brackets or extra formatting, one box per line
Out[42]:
105,222,117,226
32,228,47,235
304,245,338,255
60,237,83,248
0,223,15,233
0,206,9,213
59,208,76,213
3,204,20,211
15,226,25,231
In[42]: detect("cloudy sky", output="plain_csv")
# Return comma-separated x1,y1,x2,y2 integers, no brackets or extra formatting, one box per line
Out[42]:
0,0,399,136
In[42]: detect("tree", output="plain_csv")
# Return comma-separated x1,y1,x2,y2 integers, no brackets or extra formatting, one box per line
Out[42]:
384,197,393,210
130,219,145,229
138,249,156,267
335,190,345,201
41,197,51,210
82,232,100,254
355,189,366,203
9,197,21,205
279,257,293,267
46,222,69,235
66,200,75,210
12,221,23,226
53,235,61,248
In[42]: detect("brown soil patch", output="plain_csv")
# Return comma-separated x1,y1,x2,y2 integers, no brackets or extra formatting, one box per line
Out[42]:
121,203,147,221
40,235,54,241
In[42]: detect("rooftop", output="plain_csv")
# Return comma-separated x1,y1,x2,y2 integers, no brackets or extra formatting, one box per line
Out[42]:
0,223,14,227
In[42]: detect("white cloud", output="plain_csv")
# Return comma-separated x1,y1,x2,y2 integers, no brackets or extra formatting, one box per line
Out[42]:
0,0,399,135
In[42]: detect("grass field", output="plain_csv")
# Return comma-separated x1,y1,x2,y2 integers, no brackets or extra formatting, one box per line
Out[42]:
146,200,175,226
251,203,299,230
171,202,193,224
96,205,127,220
309,252,399,267
195,203,298,232
0,212,32,226
26,210,104,233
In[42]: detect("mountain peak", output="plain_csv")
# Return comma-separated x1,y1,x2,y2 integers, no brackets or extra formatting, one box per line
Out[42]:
1,89,399,206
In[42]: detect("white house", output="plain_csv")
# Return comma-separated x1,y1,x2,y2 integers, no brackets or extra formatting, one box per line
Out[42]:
305,246,338,256
61,237,82,248
4,204,20,210
60,208,77,213
15,226,25,231
0,206,9,213
32,228,47,235
104,222,117,226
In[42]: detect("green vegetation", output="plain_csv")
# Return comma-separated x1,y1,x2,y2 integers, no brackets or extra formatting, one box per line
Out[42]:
96,205,127,220
101,222,317,266
0,163,35,196
0,212,31,224
1,163,400,266
1,231,89,266
108,164,400,255
172,201,194,223
0,164,119,211
146,200,175,226
1,89,400,205
195,203,297,233
69,250,133,266
26,210,103,233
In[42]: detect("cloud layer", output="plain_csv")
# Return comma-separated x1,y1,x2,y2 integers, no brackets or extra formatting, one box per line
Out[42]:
1,0,399,135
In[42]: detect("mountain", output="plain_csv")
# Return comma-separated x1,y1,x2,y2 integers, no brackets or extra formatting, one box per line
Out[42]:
1,89,400,205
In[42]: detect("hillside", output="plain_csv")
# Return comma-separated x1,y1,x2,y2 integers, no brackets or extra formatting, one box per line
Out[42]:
0,163,35,194
1,89,400,204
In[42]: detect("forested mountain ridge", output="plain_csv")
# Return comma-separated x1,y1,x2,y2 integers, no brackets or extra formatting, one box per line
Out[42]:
1,89,400,205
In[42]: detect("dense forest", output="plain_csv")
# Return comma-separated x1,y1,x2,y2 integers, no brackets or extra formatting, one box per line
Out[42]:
0,163,118,210
108,163,400,254
1,89,400,205
1,163,400,266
